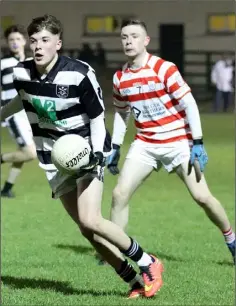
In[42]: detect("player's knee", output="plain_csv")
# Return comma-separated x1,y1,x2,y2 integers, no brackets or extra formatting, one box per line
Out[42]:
112,185,129,207
22,146,37,161
79,224,94,240
28,150,37,160
79,215,102,234
93,233,105,245
192,192,213,208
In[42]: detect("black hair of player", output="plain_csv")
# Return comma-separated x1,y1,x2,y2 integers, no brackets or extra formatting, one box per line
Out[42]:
4,25,26,39
121,19,148,33
27,14,63,39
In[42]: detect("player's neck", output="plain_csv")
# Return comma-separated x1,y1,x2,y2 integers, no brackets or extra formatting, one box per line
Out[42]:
36,53,59,76
13,50,25,62
128,51,148,70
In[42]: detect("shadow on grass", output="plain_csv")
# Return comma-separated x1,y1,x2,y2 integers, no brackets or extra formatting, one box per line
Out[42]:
54,244,186,263
214,260,234,267
1,275,125,297
150,250,186,263
53,244,234,266
150,250,233,266
53,244,93,255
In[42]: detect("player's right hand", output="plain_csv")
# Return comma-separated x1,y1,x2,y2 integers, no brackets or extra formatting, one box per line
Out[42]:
80,151,104,171
190,140,208,172
107,144,120,175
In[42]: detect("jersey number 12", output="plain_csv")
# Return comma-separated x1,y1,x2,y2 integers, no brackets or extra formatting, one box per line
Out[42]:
31,98,57,121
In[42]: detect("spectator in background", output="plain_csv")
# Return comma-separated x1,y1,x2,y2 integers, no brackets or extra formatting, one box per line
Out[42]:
232,60,235,91
94,42,107,69
78,43,95,66
211,53,234,112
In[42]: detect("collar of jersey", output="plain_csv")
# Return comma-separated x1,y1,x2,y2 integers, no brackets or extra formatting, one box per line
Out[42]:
126,53,151,73
31,55,66,83
3,53,25,61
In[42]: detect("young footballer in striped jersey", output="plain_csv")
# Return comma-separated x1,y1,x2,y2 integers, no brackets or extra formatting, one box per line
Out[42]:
1,15,164,299
1,25,36,198
107,19,235,264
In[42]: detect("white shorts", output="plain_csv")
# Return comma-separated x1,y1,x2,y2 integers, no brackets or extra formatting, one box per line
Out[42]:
126,139,191,172
6,110,33,148
46,165,105,199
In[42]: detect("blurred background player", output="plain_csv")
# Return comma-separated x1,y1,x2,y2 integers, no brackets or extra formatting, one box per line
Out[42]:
211,53,234,113
107,19,235,263
1,25,37,198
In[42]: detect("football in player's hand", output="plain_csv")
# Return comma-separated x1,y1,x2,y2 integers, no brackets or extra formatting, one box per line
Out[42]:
51,134,91,174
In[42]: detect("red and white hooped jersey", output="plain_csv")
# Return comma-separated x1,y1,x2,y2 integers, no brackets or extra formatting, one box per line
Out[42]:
113,53,192,145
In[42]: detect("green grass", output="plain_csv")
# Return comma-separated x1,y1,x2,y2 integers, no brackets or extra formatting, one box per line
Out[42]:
1,113,235,305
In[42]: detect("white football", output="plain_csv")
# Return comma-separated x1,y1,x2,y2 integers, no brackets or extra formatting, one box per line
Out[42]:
51,134,91,174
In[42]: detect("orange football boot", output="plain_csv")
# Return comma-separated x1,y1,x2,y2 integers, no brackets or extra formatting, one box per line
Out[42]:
127,284,144,299
140,255,164,298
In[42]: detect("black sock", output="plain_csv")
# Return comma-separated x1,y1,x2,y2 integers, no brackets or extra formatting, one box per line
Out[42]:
121,237,144,262
2,182,13,193
116,259,137,283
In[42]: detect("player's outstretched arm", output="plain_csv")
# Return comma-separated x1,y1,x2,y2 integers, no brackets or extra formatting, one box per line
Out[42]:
107,109,130,175
179,92,208,173
107,71,130,175
164,64,208,174
1,95,24,121
78,69,107,170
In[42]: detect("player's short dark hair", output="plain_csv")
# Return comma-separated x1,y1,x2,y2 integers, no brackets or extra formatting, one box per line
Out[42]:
27,14,63,39
121,19,148,32
4,24,26,39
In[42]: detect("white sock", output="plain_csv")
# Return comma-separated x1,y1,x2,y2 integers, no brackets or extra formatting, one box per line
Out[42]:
223,227,235,244
7,167,21,184
137,253,153,267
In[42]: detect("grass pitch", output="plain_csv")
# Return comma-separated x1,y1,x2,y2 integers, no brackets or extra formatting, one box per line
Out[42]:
1,113,235,305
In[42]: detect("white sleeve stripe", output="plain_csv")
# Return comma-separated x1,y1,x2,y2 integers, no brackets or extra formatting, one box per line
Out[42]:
147,56,160,69
87,69,104,110
13,67,31,81
172,84,191,99
166,71,183,88
113,73,120,86
179,92,202,139
112,111,130,145
158,61,174,83
90,113,106,153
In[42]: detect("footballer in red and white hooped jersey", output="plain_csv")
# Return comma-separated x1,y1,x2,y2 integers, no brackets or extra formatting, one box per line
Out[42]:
107,19,235,270
113,53,192,145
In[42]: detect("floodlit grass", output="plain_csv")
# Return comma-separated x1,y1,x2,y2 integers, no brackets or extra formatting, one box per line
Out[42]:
1,113,234,305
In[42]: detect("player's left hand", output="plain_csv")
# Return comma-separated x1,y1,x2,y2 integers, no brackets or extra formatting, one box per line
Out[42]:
80,151,104,171
107,144,120,175
190,140,208,172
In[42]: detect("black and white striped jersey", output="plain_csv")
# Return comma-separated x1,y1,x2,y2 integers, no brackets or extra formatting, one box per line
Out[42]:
1,56,19,106
13,55,111,170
